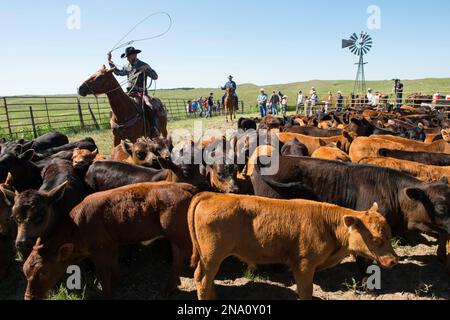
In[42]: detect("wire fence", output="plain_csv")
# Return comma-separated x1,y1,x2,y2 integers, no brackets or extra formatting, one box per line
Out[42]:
0,96,245,139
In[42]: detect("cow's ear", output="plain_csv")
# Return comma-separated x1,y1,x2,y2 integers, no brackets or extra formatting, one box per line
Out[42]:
369,202,379,212
0,186,15,207
405,188,426,202
336,141,342,150
121,140,133,156
318,139,327,147
92,149,99,157
343,216,360,229
157,156,178,172
351,118,361,125
47,181,68,203
57,243,74,262
19,149,35,161
166,136,173,151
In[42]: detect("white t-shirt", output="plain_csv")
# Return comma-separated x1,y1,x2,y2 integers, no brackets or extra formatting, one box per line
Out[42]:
297,94,304,104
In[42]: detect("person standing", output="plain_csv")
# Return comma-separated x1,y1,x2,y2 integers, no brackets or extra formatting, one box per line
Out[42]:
394,79,404,109
257,89,268,118
336,91,344,112
324,91,333,113
207,93,214,118
281,95,288,116
269,91,280,115
297,90,305,114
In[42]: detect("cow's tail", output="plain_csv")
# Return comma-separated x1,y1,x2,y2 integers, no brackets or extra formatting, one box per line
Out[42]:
188,193,203,269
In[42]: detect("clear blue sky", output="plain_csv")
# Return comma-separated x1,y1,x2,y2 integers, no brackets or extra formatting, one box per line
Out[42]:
0,0,449,95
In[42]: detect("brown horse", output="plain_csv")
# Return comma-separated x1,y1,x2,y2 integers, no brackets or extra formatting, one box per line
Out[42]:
224,87,236,123
78,66,168,147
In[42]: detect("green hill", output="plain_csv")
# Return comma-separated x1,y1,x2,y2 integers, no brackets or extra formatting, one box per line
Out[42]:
156,78,450,107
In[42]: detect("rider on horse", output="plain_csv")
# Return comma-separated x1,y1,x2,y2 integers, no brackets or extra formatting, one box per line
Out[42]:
221,75,239,111
107,46,160,136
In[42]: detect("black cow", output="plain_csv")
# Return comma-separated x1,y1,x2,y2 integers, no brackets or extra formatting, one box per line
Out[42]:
251,156,450,263
238,118,258,132
282,126,343,137
8,158,88,255
379,148,450,166
347,118,397,137
85,159,210,193
280,139,309,157
32,138,97,161
0,150,42,192
22,133,69,153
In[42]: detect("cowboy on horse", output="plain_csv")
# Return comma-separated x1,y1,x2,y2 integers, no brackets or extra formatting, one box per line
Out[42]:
221,75,239,111
107,46,161,136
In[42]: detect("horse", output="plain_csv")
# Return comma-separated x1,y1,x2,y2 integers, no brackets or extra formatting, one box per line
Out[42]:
78,66,168,147
224,87,237,123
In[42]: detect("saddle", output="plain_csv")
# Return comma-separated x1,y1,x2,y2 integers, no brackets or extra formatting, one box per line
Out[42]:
129,93,166,118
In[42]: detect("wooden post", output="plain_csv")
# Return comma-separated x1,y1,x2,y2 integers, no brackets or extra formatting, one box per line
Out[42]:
44,97,51,129
87,103,100,130
3,97,13,138
29,106,38,139
77,98,85,129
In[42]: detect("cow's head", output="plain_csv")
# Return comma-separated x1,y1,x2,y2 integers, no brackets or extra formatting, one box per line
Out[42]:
0,149,35,182
72,148,101,169
401,179,450,234
347,117,372,137
344,203,398,268
23,238,74,300
150,137,173,160
0,173,15,236
121,138,156,167
11,182,68,255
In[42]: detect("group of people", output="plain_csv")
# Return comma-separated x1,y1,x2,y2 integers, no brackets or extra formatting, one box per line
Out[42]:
294,88,345,116
186,93,216,118
257,90,289,117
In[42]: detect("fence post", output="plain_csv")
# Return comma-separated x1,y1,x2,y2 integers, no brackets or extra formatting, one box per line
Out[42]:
44,97,51,129
29,106,38,139
77,98,85,129
3,97,13,139
87,103,100,130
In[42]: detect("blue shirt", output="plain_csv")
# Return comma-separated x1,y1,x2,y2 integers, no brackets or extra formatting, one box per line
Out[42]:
222,81,237,90
258,94,268,106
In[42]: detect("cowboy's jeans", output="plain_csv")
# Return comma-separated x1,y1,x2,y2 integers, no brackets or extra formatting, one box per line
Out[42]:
259,105,267,118
272,104,279,115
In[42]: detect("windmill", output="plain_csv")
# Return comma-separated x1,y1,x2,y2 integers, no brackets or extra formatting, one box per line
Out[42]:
342,31,373,94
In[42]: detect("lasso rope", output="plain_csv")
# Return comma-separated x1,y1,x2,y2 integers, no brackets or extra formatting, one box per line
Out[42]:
110,12,173,53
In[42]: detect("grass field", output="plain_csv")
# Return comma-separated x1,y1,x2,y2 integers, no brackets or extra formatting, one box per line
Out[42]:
1,78,449,140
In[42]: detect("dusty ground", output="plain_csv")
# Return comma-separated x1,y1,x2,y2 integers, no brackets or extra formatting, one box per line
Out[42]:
1,233,448,300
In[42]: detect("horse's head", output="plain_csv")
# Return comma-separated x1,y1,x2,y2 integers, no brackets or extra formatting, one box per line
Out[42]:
78,66,117,97
226,87,235,95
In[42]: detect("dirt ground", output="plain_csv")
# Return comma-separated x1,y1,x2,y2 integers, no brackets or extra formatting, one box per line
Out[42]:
1,232,448,300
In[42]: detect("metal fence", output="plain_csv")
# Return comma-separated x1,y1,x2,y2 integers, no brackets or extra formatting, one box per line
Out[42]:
0,96,245,139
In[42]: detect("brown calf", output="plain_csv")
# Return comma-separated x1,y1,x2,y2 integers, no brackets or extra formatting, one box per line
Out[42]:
277,132,353,156
189,193,398,300
22,182,197,300
349,133,450,163
359,157,450,183
312,147,351,162
72,148,105,169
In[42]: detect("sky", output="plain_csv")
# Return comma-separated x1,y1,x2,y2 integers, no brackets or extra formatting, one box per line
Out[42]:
0,0,449,95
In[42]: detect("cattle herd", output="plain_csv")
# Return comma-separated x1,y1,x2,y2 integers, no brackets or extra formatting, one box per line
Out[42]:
1,105,450,300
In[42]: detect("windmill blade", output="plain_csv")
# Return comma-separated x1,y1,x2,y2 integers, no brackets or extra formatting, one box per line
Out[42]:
350,33,358,41
362,47,368,55
351,46,358,55
342,39,354,49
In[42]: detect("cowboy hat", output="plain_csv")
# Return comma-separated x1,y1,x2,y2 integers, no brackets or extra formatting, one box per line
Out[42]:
260,88,265,92
228,75,234,79
121,46,142,59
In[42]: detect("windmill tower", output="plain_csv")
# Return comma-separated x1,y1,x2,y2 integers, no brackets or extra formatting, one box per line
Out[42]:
342,31,373,94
